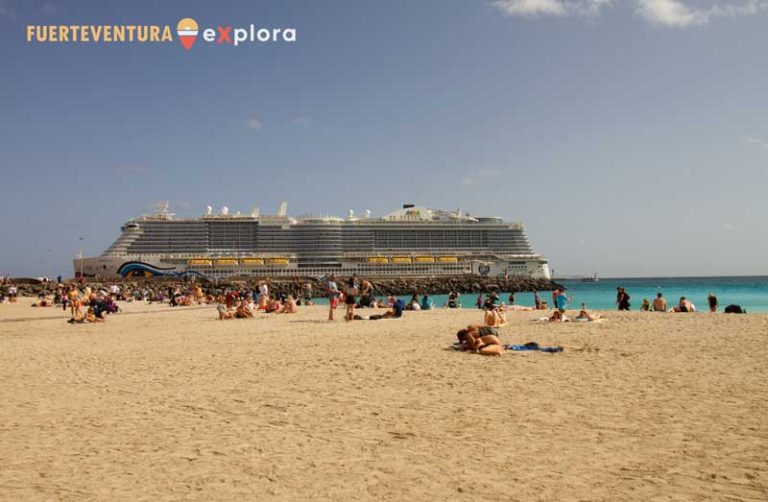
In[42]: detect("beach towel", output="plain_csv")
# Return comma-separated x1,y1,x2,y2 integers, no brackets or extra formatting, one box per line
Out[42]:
504,342,563,353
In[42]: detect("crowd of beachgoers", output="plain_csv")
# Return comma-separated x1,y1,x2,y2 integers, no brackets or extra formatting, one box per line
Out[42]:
0,273,749,360
0,274,749,320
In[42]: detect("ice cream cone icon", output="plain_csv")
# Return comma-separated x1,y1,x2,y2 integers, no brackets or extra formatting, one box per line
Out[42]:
177,18,198,50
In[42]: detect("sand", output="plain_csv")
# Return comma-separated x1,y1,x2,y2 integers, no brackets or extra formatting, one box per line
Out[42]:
1,298,767,501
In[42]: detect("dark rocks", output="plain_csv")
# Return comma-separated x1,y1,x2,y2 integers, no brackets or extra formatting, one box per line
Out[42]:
2,275,562,299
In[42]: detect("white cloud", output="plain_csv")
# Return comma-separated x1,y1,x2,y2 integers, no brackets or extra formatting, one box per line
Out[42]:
634,0,768,27
492,0,611,17
743,136,768,150
245,117,263,130
635,0,705,26
492,0,768,26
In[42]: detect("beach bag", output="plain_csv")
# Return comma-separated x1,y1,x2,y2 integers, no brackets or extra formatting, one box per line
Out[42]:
724,304,745,314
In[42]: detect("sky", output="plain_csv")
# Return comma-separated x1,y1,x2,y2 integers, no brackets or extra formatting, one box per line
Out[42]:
1,0,767,278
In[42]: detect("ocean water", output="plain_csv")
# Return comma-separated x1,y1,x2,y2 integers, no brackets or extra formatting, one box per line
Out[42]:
309,276,768,313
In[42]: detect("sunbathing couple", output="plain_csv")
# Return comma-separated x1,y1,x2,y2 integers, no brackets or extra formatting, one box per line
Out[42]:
548,308,601,323
218,295,298,320
456,325,502,356
67,307,105,324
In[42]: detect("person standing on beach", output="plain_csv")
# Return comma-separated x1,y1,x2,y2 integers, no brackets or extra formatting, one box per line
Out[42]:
534,291,542,309
617,287,631,310
508,291,515,305
258,281,269,304
327,275,339,321
708,292,718,312
344,274,359,321
8,283,18,303
555,290,569,313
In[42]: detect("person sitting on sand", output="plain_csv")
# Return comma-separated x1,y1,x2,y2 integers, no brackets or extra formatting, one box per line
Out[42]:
548,310,570,323
456,325,502,356
420,294,433,311
383,298,405,318
641,298,650,311
265,297,283,313
279,295,298,314
257,292,270,310
653,292,667,312
234,299,254,319
85,307,105,322
217,304,235,320
446,291,460,308
484,306,507,327
707,292,718,313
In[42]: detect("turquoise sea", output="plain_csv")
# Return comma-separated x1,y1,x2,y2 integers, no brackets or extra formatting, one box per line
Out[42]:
312,276,768,313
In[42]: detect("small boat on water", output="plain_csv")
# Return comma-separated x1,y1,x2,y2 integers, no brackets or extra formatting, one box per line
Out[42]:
581,272,599,283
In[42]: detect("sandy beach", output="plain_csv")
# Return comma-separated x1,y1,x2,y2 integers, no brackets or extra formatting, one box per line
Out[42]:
1,299,766,501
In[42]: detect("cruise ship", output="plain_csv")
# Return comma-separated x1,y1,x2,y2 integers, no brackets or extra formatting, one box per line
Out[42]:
75,203,551,280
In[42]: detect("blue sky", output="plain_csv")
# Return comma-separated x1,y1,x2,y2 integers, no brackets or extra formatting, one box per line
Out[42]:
1,0,767,278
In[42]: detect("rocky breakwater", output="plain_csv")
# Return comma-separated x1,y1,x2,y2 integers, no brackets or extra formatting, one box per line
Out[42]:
1,275,562,299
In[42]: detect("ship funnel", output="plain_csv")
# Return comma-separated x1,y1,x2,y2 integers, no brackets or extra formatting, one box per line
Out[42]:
221,206,229,215
347,209,354,220
206,205,213,216
251,206,260,218
364,209,371,219
456,207,462,219
278,201,288,217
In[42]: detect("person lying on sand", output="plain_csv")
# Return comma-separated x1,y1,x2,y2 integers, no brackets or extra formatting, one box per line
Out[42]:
32,296,54,307
574,309,601,321
548,310,570,323
456,325,502,356
507,304,533,311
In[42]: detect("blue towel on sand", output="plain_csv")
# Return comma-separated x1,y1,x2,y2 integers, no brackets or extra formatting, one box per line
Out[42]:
505,343,563,353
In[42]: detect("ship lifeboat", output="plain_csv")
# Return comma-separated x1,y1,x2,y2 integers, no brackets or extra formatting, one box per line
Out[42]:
367,257,389,264
267,258,289,266
214,258,238,266
413,256,435,263
437,256,458,263
391,257,412,264
240,257,265,266
188,258,212,266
